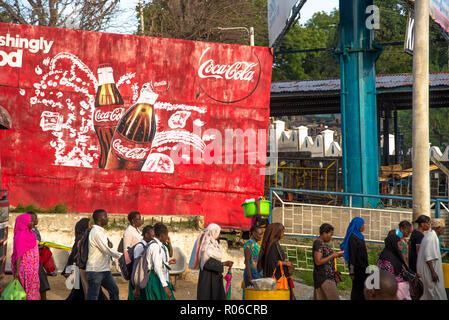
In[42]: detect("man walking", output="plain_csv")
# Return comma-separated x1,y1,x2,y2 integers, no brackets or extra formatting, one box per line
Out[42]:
417,218,447,300
86,209,122,300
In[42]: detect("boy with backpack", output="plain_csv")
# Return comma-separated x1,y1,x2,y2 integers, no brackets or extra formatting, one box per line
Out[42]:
127,225,154,300
143,223,176,300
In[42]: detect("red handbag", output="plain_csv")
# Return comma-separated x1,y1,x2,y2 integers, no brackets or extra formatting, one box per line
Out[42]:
39,246,56,273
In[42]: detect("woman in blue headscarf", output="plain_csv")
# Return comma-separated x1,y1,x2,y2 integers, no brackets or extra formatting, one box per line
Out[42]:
340,217,368,300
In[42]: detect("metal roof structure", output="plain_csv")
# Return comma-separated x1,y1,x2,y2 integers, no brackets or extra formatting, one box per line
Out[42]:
270,72,449,116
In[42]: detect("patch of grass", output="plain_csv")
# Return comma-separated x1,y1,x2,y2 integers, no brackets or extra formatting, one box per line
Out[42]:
164,217,198,231
144,216,199,231
285,240,384,294
10,203,69,213
293,270,353,292
442,252,449,263
103,216,200,231
103,218,128,231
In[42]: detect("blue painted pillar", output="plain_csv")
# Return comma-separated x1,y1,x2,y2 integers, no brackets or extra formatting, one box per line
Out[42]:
334,0,382,208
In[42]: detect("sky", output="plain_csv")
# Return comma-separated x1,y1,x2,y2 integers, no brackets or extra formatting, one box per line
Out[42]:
108,0,340,34
299,0,339,24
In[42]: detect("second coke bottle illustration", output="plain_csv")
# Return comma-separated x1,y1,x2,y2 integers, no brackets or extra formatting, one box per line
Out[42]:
105,83,158,171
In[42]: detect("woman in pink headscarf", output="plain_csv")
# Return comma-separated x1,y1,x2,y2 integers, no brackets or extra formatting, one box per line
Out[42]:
193,223,233,300
11,213,40,300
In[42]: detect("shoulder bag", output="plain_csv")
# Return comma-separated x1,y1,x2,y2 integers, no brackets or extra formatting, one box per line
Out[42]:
272,260,289,290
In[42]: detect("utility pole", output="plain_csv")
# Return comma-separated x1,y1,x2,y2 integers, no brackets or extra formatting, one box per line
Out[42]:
412,0,430,220
334,0,382,208
250,27,255,46
139,0,145,35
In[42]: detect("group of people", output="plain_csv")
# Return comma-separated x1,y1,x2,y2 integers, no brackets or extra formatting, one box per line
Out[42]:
10,209,448,301
311,215,448,300
11,210,177,300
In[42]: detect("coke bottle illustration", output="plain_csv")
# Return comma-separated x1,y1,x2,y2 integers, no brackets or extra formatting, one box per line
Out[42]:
94,63,125,168
105,84,158,171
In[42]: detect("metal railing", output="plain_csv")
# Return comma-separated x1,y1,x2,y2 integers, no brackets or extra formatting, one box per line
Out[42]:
269,187,449,252
265,161,338,193
281,241,350,275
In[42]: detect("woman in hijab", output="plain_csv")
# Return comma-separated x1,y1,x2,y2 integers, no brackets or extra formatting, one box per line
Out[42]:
377,233,413,300
11,213,40,300
62,218,107,301
29,212,52,300
256,223,295,300
340,217,368,300
193,223,234,300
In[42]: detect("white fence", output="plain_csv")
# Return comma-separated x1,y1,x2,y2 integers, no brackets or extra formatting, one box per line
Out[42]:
272,191,449,274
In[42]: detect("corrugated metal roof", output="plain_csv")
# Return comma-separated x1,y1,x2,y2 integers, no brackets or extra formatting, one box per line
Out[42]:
271,72,449,94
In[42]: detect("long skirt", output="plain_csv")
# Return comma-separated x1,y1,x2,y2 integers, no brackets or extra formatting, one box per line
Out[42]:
397,281,411,300
38,264,50,293
351,273,367,301
144,270,175,300
314,279,339,300
17,246,40,300
128,280,148,300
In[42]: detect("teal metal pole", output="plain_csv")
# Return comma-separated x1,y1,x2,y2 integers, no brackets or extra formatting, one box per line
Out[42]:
334,0,383,208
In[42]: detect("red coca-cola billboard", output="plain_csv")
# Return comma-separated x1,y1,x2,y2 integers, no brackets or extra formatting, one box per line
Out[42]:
0,23,273,229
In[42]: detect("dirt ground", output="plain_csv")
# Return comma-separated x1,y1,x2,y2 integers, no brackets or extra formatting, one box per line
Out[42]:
0,269,336,300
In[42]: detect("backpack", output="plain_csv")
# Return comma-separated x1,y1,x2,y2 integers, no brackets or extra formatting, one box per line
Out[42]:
117,238,124,253
118,241,144,281
75,228,92,270
132,240,158,288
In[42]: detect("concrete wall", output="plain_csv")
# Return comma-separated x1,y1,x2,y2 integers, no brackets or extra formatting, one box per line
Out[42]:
4,213,245,273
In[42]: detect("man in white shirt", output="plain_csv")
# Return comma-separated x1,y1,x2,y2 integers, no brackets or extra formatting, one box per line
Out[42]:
123,211,143,251
146,223,176,300
86,209,122,300
417,218,447,300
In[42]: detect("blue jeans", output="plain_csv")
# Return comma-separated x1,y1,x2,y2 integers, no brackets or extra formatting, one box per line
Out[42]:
86,271,119,300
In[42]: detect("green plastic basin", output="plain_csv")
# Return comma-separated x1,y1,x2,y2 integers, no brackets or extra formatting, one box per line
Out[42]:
242,200,271,218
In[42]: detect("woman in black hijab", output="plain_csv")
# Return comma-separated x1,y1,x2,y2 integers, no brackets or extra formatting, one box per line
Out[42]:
256,223,295,300
377,233,414,300
62,218,107,300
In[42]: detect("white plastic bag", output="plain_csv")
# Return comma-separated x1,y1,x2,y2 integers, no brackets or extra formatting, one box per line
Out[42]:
251,278,277,291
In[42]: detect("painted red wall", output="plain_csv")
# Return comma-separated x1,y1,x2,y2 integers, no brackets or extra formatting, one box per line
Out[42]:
0,23,273,229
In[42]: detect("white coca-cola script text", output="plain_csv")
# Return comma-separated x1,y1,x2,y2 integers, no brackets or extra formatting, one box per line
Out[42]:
112,139,150,161
94,107,125,123
198,48,257,81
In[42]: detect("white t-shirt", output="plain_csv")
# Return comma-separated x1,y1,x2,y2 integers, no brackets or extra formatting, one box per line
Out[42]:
123,225,143,251
86,225,122,272
133,240,148,259
146,238,170,287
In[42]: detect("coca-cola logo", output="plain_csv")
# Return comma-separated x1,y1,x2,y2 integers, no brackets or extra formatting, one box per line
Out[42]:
198,47,261,104
199,59,257,81
112,138,150,161
150,80,170,93
94,107,125,123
